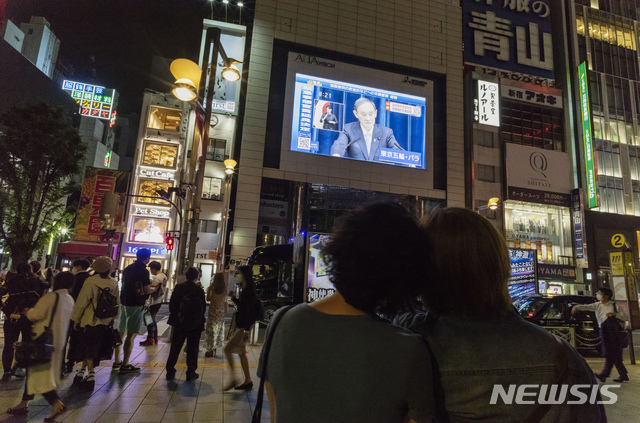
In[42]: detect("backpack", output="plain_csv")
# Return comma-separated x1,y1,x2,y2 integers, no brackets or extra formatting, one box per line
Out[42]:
94,286,119,319
179,294,203,331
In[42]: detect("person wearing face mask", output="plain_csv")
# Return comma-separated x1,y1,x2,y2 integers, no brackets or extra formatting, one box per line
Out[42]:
572,287,629,383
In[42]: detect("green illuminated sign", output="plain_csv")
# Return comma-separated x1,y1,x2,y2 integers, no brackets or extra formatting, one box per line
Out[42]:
578,62,598,208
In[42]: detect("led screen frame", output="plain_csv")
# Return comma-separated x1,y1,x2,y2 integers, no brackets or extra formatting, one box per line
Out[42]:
129,216,169,244
281,52,435,172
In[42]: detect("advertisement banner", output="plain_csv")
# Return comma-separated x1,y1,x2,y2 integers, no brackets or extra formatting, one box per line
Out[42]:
506,143,571,206
509,248,537,285
73,167,129,242
571,189,588,268
462,0,553,79
258,179,290,237
578,62,598,208
537,264,576,281
307,233,335,302
475,80,500,127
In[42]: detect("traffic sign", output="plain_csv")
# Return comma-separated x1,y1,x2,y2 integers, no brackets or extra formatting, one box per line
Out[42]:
611,234,626,248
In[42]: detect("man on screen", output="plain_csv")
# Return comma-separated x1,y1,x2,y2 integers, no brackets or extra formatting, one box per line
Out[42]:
330,97,400,161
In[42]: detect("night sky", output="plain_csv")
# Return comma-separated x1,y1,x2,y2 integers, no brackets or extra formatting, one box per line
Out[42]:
4,0,249,114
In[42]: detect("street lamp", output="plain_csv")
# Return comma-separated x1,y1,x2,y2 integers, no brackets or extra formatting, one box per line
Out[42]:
218,159,237,269
169,27,242,274
477,197,500,212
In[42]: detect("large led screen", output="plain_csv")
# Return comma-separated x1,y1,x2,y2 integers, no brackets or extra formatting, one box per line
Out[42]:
307,233,335,303
290,74,426,169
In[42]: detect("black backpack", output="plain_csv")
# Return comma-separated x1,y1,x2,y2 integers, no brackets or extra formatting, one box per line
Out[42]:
179,294,203,331
94,286,119,319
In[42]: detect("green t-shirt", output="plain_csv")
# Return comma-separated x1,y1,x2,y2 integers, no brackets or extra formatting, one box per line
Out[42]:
258,304,433,423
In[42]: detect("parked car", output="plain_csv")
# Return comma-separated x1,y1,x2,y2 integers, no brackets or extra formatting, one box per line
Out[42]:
516,295,601,352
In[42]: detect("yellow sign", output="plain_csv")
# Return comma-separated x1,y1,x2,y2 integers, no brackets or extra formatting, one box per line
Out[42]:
611,234,626,248
610,252,624,276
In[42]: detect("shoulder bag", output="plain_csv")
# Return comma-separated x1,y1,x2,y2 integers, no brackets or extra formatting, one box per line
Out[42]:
14,292,59,368
613,302,629,348
251,305,293,423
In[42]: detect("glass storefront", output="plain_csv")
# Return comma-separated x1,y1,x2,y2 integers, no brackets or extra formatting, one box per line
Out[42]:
505,201,572,264
142,140,178,168
136,178,174,205
147,106,182,132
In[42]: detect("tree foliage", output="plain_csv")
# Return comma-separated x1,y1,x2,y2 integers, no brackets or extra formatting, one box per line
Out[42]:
0,101,87,264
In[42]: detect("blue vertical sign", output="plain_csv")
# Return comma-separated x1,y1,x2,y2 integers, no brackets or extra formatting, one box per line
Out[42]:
463,0,554,80
571,188,589,268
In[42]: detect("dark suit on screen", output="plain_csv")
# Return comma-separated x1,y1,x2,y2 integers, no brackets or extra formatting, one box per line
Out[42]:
330,122,399,162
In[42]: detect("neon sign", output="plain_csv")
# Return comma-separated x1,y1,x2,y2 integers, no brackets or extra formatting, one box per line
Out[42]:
126,246,167,255
578,62,598,208
104,151,112,168
62,80,116,120
110,111,117,128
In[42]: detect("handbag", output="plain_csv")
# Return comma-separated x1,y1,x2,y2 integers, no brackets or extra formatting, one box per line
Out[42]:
14,293,59,368
252,305,293,423
143,309,154,326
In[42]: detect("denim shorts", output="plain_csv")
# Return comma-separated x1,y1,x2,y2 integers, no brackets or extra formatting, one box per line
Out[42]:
118,305,143,334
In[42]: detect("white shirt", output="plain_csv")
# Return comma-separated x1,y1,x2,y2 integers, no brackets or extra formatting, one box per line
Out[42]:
148,272,167,306
573,300,628,326
363,127,373,156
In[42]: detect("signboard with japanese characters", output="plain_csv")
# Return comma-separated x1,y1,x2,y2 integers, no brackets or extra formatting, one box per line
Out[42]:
501,84,562,108
508,248,537,299
571,189,588,268
475,80,500,127
62,80,116,120
506,144,571,206
463,0,553,80
73,167,130,242
578,62,598,208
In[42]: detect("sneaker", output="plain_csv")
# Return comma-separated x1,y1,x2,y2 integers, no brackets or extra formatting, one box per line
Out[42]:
1,372,11,382
119,364,141,374
73,371,85,386
11,368,25,378
165,369,176,380
112,362,122,371
139,338,155,346
186,372,199,381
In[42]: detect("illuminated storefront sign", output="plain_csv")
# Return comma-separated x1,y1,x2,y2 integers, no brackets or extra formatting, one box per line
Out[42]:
500,84,562,109
463,0,553,79
126,245,167,255
211,99,236,113
140,168,175,179
104,151,112,168
62,80,116,120
475,80,500,127
578,62,598,208
133,206,171,218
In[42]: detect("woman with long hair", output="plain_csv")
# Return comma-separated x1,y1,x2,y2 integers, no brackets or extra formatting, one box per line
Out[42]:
205,272,228,357
6,271,75,421
224,265,261,391
397,207,604,422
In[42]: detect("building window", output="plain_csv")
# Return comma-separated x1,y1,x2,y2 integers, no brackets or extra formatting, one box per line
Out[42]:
500,99,565,151
199,219,218,233
147,106,182,132
136,178,174,206
476,164,496,182
202,177,222,200
206,138,226,161
142,140,179,169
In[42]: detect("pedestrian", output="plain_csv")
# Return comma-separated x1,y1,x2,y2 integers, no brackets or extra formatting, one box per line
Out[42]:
139,261,167,346
5,271,75,422
205,272,228,357
572,287,629,383
70,256,119,391
165,267,206,381
29,261,44,281
257,202,433,422
114,248,156,373
0,266,8,282
65,259,92,374
0,263,43,382
398,207,604,422
224,265,262,391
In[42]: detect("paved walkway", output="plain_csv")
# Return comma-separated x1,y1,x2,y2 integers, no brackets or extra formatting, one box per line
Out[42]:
0,317,638,422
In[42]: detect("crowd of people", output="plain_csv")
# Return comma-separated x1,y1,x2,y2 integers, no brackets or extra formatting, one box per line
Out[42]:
0,201,632,422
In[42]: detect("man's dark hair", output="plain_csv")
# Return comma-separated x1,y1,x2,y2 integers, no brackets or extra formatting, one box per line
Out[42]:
321,201,429,315
237,265,256,294
53,271,75,291
72,259,91,270
598,287,613,299
185,267,199,281
136,248,151,261
16,263,32,275
149,261,162,271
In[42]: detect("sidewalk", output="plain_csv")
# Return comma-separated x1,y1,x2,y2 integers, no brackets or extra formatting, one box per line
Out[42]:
0,323,638,422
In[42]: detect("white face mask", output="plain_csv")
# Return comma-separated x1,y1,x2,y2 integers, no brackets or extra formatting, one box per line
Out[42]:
596,293,603,301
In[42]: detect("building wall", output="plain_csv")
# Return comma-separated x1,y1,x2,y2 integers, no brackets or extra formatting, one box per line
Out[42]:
19,16,59,79
3,20,24,51
231,0,465,260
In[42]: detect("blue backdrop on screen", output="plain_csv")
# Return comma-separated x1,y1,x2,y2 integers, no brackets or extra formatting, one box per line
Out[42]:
290,74,427,169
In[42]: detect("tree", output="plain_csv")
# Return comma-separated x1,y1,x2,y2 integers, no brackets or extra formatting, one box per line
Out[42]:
0,101,87,264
